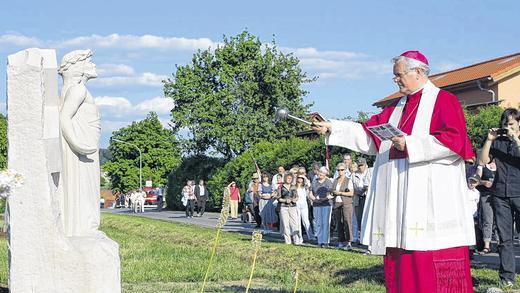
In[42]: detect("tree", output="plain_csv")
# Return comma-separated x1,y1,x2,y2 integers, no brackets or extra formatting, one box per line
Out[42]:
0,114,7,169
104,112,181,192
166,155,225,210
164,30,314,159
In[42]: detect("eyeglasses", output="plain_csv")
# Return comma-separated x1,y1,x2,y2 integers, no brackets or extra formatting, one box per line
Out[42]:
337,169,345,171
392,70,413,81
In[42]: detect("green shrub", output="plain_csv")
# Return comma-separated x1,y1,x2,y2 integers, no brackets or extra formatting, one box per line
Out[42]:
464,105,503,151
206,137,354,209
167,137,372,211
166,155,225,211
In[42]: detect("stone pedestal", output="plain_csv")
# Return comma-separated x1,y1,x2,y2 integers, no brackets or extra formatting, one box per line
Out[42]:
7,48,120,293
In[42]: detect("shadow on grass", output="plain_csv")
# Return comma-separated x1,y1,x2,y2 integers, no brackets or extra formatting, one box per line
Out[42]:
221,285,316,293
334,264,385,286
471,275,498,290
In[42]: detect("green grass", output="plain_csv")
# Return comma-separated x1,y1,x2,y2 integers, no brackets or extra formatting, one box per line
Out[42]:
0,214,517,292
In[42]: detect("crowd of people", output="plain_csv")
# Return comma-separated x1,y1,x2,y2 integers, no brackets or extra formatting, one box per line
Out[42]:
220,154,373,250
116,187,165,212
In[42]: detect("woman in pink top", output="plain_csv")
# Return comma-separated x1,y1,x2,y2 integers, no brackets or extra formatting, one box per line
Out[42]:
228,182,241,219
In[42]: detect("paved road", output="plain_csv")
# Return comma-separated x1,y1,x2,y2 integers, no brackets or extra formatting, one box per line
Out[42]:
104,207,520,270
105,207,283,241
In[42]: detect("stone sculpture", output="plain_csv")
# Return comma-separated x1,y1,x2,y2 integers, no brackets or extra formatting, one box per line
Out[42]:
58,49,102,237
7,48,121,293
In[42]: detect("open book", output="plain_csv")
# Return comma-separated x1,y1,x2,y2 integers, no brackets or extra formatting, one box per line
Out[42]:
366,123,405,141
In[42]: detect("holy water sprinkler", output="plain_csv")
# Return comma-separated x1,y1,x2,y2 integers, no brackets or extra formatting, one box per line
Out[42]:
276,108,313,125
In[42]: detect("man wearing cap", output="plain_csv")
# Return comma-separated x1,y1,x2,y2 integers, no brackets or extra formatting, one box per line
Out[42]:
313,51,475,292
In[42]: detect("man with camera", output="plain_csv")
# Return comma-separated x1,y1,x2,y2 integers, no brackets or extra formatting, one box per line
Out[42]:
480,108,520,287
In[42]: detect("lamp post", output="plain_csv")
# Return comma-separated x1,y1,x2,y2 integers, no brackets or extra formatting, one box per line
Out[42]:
113,139,142,190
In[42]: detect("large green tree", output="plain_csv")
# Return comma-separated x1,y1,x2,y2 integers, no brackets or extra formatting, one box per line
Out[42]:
0,114,6,169
104,112,181,192
164,31,314,159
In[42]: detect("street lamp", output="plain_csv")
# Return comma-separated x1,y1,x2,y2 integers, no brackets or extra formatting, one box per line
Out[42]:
113,139,142,190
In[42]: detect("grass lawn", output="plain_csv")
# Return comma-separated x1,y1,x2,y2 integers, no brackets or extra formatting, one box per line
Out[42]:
0,213,517,292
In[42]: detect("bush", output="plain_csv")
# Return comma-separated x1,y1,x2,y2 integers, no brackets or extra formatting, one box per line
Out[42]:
166,155,225,211
206,137,356,209
167,137,372,212
464,105,503,151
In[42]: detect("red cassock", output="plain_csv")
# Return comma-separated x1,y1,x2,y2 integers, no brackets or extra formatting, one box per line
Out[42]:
363,89,475,293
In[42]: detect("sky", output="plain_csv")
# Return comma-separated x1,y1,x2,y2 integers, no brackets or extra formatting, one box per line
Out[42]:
1,0,518,148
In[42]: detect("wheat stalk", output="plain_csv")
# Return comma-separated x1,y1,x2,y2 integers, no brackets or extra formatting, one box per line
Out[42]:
292,269,299,293
200,188,231,293
245,230,263,292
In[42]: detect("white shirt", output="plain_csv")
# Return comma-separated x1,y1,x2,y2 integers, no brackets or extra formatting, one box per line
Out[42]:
198,185,205,196
271,173,284,189
351,168,372,195
296,187,308,206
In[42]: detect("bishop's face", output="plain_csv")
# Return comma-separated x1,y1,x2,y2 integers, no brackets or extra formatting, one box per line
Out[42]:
393,61,421,95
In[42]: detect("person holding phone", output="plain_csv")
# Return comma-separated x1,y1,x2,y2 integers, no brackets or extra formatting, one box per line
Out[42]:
479,108,520,287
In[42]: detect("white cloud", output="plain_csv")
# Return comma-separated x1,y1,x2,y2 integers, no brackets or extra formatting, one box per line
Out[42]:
0,32,390,82
135,97,174,115
55,33,218,51
279,46,391,80
289,47,365,60
97,64,135,76
95,96,174,134
435,62,461,73
94,96,174,118
92,72,167,87
101,120,132,134
0,34,41,47
95,96,133,113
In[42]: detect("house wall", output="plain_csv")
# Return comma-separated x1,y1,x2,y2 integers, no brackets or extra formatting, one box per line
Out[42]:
497,71,520,108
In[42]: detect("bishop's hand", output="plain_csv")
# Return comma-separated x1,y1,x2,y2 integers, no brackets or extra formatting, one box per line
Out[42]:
312,121,332,135
391,135,406,151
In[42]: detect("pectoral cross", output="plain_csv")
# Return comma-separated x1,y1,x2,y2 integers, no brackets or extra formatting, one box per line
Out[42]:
373,229,384,239
410,222,424,236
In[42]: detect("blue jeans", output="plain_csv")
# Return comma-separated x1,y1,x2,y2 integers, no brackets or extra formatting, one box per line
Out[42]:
314,205,332,245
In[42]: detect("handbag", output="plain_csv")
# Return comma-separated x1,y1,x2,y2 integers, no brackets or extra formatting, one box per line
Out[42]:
181,194,188,207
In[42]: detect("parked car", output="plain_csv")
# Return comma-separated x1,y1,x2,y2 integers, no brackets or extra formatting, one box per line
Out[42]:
144,187,166,208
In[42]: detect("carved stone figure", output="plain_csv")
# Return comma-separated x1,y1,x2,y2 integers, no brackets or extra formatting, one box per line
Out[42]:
58,50,102,236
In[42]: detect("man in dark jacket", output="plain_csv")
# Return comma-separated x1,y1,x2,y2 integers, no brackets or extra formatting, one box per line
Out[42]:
480,108,520,288
194,179,208,217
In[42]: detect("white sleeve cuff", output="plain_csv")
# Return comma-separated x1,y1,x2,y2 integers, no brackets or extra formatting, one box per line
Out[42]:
327,120,377,155
406,135,459,164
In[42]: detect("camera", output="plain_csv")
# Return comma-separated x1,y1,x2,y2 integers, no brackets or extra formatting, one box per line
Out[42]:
497,128,508,136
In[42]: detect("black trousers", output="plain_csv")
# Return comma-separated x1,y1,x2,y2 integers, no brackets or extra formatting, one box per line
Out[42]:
197,197,207,215
253,204,262,227
493,195,520,282
186,199,195,217
156,196,163,212
354,196,366,235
